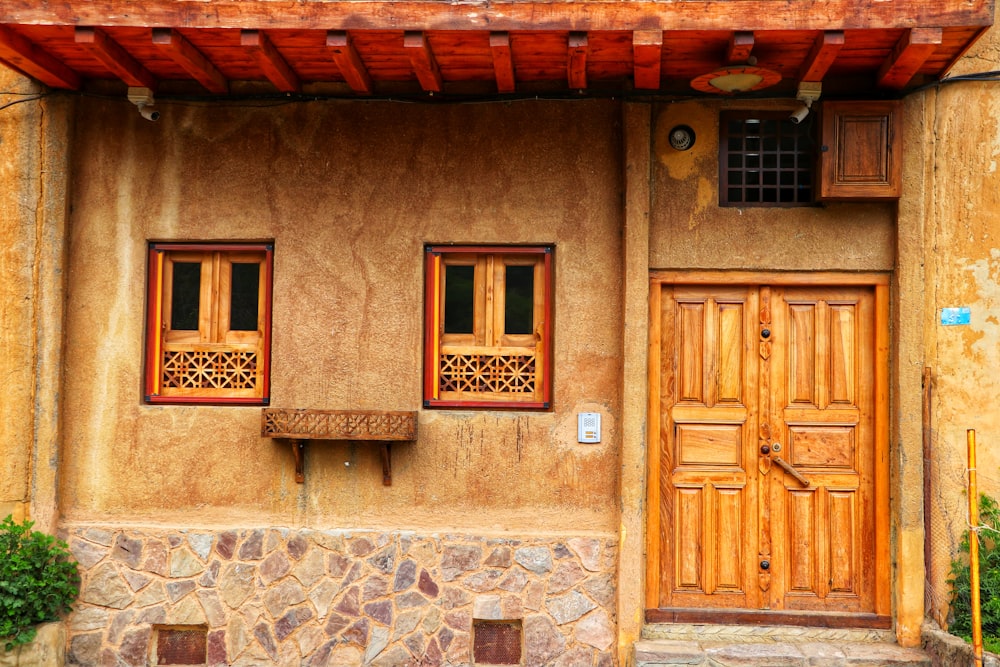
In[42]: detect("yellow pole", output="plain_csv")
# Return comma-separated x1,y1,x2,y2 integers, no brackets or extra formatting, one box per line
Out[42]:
969,428,984,667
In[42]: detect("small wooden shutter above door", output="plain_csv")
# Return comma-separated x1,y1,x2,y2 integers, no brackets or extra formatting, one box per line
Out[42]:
818,101,901,200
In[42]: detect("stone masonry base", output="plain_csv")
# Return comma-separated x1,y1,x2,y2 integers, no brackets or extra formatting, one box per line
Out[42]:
64,525,617,666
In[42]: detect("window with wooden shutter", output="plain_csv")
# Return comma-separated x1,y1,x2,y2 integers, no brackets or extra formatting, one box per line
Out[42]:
145,242,273,404
424,245,553,409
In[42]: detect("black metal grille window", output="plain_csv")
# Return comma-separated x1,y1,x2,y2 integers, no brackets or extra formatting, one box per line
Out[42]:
720,111,815,206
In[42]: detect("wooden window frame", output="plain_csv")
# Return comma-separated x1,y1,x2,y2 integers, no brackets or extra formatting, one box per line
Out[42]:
424,245,553,409
145,242,273,405
719,110,817,207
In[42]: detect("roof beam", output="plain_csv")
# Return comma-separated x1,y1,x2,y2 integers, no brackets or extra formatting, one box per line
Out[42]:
632,30,662,90
0,25,80,89
75,26,156,89
403,31,442,93
152,28,227,94
799,30,845,82
326,31,373,95
0,1,991,32
489,31,515,94
241,29,300,93
877,27,942,89
568,31,588,89
726,31,754,63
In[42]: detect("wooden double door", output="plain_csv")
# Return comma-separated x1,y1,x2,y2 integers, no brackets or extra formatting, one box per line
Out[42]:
646,274,889,623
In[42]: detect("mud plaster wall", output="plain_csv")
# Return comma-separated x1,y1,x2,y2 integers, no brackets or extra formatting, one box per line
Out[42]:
0,69,38,522
649,100,895,271
0,68,72,532
60,98,623,534
917,24,1000,625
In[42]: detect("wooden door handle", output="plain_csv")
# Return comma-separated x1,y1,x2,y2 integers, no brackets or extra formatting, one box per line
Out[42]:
773,456,810,487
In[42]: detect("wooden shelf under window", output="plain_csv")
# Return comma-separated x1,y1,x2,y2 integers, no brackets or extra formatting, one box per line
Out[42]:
262,408,417,485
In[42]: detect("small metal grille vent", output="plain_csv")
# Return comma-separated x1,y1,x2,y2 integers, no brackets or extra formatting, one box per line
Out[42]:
156,627,207,665
473,620,522,665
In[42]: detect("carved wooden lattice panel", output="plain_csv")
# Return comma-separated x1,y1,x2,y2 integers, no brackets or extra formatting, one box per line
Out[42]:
161,350,258,389
438,353,536,394
262,409,417,440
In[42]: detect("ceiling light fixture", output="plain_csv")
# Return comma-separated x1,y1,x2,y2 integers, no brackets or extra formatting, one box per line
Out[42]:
690,65,782,95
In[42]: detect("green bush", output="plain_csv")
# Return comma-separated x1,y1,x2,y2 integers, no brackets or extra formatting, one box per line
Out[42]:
0,515,80,651
949,493,1000,654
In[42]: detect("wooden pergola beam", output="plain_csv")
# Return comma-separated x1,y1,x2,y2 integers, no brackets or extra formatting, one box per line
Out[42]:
0,25,80,89
152,28,227,94
241,29,300,93
403,31,442,92
1,1,990,32
75,26,156,89
632,30,662,90
799,30,845,82
726,31,754,63
877,27,942,89
326,31,373,95
568,31,588,89
489,31,515,94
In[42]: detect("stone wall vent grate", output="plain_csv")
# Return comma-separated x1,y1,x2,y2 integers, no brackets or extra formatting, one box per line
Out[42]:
473,620,522,665
155,626,208,665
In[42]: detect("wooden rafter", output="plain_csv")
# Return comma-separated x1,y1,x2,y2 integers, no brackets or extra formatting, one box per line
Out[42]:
877,27,942,89
75,26,156,89
489,31,515,94
0,25,80,89
1,1,990,33
726,31,754,63
799,31,845,82
241,29,300,93
568,31,588,89
632,30,662,90
403,31,442,92
152,28,227,94
326,31,373,95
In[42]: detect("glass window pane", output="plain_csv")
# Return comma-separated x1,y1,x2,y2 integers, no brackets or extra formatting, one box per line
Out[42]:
170,262,201,331
504,265,534,335
444,265,475,334
230,262,261,331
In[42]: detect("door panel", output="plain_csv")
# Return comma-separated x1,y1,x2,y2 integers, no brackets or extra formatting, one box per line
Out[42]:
659,286,757,609
769,287,874,612
651,280,883,618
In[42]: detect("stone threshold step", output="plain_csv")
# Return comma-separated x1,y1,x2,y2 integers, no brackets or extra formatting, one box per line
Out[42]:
643,623,897,644
634,638,931,667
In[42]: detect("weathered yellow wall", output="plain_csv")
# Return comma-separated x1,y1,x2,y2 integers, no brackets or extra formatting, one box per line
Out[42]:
0,69,36,524
915,25,1000,625
0,68,72,532
649,100,895,272
61,98,623,534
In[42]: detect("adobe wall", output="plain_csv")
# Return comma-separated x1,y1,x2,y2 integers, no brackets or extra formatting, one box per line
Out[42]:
61,98,622,529
60,98,623,664
0,68,72,533
912,25,1000,627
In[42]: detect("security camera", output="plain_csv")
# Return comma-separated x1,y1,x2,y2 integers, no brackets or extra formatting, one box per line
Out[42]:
138,104,160,122
789,102,810,124
127,87,160,122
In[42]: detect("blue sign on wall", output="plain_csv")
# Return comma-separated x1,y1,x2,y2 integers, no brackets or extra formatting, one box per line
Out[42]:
941,307,972,326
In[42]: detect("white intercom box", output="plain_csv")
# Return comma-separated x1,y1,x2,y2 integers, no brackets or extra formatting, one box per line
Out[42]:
578,412,601,443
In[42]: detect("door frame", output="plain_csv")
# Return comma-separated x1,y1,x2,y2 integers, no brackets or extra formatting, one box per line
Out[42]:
644,270,891,626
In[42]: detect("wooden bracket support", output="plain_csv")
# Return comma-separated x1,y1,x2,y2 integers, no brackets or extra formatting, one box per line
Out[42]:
291,439,306,483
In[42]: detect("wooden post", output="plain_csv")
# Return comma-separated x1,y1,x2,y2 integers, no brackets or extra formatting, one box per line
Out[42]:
968,428,983,667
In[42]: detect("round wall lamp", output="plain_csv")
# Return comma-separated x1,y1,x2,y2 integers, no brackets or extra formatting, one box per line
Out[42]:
690,65,782,95
668,125,696,151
